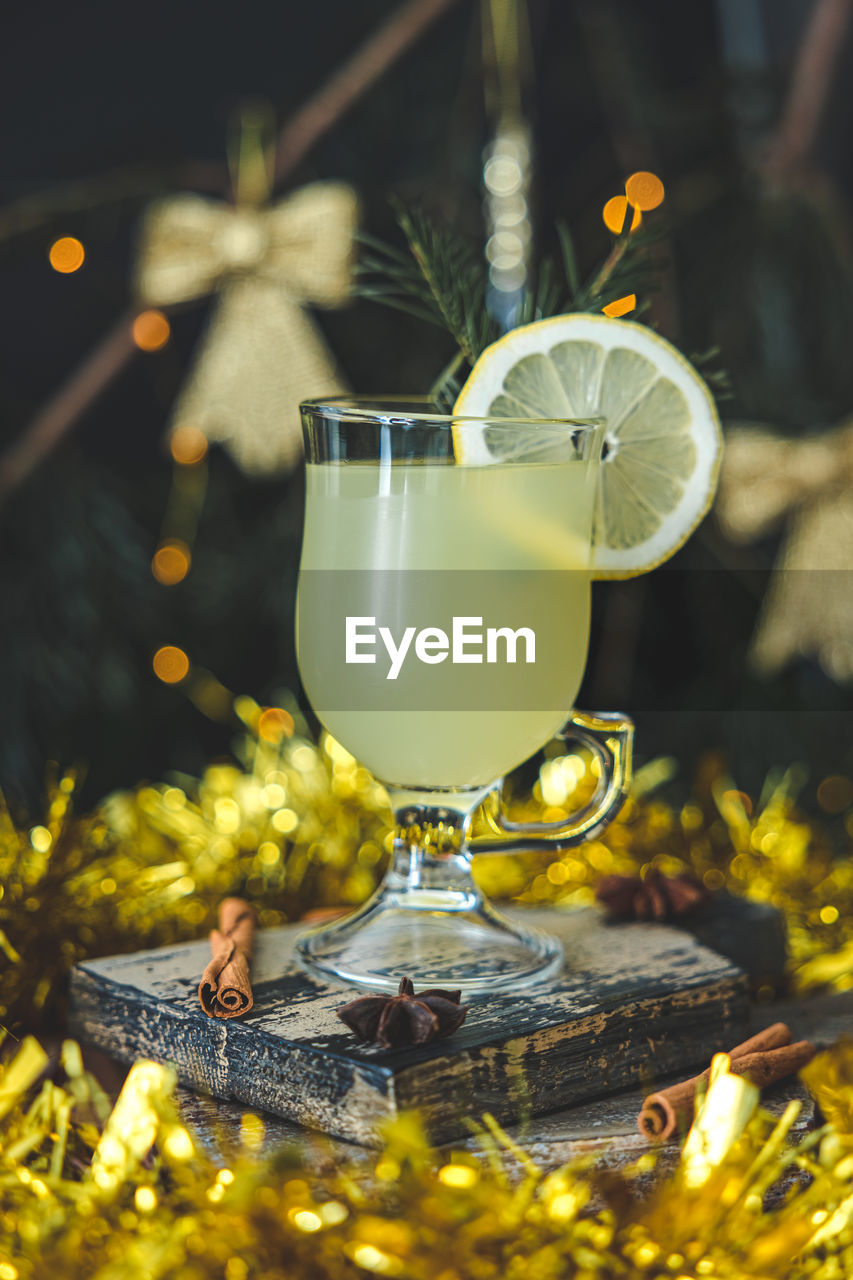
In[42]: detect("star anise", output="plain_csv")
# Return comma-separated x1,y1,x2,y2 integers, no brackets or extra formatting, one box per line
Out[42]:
337,976,468,1049
596,869,711,922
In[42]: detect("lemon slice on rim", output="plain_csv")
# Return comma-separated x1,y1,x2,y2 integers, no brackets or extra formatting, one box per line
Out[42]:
452,313,723,579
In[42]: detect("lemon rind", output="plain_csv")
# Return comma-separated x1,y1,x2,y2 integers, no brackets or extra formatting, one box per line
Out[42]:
452,314,723,580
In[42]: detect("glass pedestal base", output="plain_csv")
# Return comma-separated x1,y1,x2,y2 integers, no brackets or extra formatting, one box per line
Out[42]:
295,717,633,993
295,884,563,994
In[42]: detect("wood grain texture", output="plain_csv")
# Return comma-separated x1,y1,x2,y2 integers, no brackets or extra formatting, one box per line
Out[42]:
69,907,748,1145
167,989,850,1173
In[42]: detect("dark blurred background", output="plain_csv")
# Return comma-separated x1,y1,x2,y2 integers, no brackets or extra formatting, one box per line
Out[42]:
2,0,853,815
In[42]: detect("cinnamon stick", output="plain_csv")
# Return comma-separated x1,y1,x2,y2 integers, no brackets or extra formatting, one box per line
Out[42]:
733,1041,817,1088
637,1023,815,1141
198,898,256,1019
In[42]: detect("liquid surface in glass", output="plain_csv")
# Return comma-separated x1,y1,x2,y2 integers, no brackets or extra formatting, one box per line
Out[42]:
297,458,595,788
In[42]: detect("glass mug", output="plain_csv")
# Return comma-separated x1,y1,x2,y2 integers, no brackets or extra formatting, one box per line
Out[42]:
295,398,633,993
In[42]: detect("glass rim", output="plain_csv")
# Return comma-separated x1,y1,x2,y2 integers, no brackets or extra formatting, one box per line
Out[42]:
300,394,604,433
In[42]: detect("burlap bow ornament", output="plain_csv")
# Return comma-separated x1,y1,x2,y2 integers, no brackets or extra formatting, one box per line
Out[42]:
716,420,853,680
136,181,358,473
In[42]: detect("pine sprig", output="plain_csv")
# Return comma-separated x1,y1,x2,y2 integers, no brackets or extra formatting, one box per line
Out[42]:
570,220,668,312
356,204,497,365
355,201,672,397
393,202,496,365
692,346,735,401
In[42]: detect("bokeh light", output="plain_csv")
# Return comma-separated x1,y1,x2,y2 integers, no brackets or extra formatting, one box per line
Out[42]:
152,645,190,684
49,237,85,273
170,425,208,465
602,196,641,236
258,707,295,744
602,294,636,318
817,775,853,814
151,541,191,585
133,310,171,352
438,1163,478,1189
135,1187,157,1213
483,125,531,306
625,170,665,211
722,788,754,816
483,154,522,197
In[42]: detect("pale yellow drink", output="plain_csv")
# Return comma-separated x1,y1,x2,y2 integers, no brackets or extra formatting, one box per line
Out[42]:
297,459,595,788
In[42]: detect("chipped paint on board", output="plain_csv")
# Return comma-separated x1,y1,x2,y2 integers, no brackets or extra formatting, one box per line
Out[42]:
69,906,749,1146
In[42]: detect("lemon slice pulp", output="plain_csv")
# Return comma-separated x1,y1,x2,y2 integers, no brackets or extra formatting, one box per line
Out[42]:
452,314,723,579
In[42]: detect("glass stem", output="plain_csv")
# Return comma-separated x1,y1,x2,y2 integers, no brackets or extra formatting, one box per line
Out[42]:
384,785,493,906
386,839,478,899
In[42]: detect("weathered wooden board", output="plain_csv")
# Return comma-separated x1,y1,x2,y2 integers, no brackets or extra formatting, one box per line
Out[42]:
69,907,749,1146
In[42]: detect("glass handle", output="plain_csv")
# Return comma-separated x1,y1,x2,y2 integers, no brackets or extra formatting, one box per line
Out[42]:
470,710,634,854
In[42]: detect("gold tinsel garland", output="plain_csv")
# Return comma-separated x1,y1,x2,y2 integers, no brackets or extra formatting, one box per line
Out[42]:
0,698,391,1030
2,694,853,1031
3,696,853,1274
476,750,853,993
2,1032,853,1279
